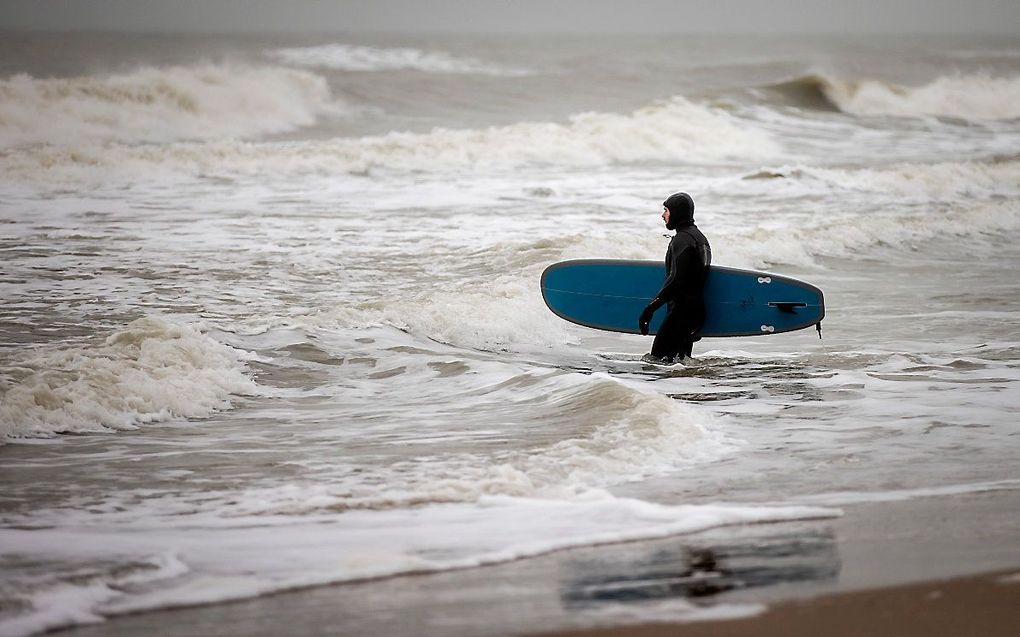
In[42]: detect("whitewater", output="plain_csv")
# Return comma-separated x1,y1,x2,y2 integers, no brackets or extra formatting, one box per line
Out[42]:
1,32,1019,637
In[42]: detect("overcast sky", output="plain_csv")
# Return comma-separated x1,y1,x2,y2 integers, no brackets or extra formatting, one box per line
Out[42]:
3,0,1020,34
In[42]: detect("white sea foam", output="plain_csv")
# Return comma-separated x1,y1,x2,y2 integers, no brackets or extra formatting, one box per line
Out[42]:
817,73,1020,120
723,199,1020,268
0,553,188,637
0,64,342,148
740,159,1020,201
266,43,532,76
384,280,581,351
0,96,778,180
386,237,665,350
224,376,729,514
283,228,666,352
0,317,260,440
0,496,838,635
719,162,1020,267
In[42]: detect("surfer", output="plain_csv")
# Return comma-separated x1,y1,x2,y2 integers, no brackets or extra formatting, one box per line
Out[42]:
639,192,712,362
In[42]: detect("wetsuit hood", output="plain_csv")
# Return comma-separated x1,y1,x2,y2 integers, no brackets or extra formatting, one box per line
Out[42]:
663,192,694,230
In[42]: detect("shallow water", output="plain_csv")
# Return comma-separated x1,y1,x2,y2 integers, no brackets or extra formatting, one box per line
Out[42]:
1,31,1019,636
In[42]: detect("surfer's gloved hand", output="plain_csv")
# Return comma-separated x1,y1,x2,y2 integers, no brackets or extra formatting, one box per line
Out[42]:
639,300,660,336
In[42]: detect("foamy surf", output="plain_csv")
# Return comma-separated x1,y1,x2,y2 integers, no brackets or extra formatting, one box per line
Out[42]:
719,199,1020,268
739,158,1020,200
0,553,189,637
0,317,260,441
3,30,1020,637
717,162,1020,267
207,375,730,515
0,496,839,637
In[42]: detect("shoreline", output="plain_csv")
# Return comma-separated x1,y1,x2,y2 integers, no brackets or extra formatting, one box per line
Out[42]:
534,569,1020,637
58,488,1020,637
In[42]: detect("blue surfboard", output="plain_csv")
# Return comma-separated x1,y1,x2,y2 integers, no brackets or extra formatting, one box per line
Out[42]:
541,259,824,337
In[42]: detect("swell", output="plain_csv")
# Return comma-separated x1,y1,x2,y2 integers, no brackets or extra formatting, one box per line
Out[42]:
763,74,845,113
764,72,1020,120
0,64,343,148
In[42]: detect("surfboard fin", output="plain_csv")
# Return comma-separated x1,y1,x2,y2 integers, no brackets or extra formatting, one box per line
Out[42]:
816,322,823,339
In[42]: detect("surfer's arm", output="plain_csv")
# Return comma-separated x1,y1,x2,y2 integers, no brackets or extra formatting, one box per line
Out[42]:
640,245,690,334
650,245,691,309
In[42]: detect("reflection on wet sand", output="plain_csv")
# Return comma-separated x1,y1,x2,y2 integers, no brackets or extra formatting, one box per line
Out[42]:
561,528,839,608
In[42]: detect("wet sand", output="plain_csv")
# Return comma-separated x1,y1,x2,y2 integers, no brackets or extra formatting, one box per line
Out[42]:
537,570,1020,637
61,489,1020,637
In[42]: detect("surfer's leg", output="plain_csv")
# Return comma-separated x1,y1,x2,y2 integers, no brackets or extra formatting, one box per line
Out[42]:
682,302,705,359
651,310,684,360
681,337,694,359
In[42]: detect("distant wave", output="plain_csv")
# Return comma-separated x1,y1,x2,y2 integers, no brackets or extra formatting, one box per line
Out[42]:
0,317,259,440
767,73,1020,120
266,43,532,76
764,75,844,112
1,96,778,178
0,64,344,148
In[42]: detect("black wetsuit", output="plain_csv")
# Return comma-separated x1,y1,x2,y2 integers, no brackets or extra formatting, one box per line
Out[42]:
650,222,712,360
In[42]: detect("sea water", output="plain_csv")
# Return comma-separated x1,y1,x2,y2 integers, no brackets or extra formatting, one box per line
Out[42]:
1,32,1019,636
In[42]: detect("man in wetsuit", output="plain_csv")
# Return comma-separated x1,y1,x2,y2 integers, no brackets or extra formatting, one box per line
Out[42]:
638,192,712,362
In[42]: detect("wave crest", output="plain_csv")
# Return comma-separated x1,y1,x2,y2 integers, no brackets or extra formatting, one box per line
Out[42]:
266,43,532,76
768,72,1020,120
1,95,778,179
0,64,343,148
0,317,259,440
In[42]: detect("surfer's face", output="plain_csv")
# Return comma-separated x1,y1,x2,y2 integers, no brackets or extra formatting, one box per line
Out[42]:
662,206,670,227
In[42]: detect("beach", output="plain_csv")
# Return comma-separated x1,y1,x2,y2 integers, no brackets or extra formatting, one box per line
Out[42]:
47,483,1020,636
1,30,1019,636
543,572,1020,637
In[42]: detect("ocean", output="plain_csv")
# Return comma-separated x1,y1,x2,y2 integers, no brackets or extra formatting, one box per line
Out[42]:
1,31,1019,636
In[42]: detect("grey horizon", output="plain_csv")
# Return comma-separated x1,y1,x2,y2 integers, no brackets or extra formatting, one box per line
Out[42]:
2,0,1020,35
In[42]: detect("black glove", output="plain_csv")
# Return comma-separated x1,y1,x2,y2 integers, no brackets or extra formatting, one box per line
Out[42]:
638,303,656,336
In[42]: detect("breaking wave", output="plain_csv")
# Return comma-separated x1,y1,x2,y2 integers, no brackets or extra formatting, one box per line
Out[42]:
0,553,189,637
0,64,343,148
0,96,778,179
768,73,1020,120
0,317,260,441
215,376,727,515
266,43,532,76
